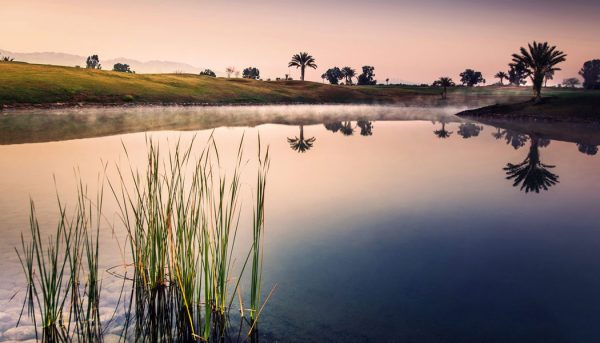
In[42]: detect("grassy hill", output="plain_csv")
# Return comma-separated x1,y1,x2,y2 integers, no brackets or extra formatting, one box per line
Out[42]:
1,61,534,107
1,62,598,124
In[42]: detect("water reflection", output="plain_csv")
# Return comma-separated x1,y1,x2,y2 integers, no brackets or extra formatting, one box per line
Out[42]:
457,122,483,139
433,120,452,139
287,125,316,153
492,129,530,150
577,143,598,156
357,120,374,136
340,121,354,136
504,135,559,193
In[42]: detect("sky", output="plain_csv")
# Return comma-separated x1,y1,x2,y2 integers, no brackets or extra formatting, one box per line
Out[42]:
1,0,599,84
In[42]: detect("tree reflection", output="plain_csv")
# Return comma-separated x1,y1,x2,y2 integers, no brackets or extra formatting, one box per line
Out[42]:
433,121,452,139
503,130,529,150
357,120,373,136
340,121,354,136
504,136,559,193
492,128,504,139
287,125,316,153
324,121,343,133
457,123,483,139
577,143,598,156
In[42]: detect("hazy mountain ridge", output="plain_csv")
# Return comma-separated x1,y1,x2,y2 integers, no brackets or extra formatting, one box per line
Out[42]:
0,49,203,74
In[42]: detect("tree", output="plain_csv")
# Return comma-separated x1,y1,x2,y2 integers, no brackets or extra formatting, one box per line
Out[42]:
113,63,133,73
511,41,567,101
504,136,559,193
288,52,317,81
494,71,508,85
579,59,600,89
357,66,376,85
86,55,101,69
544,70,554,87
287,125,316,153
341,67,356,85
386,78,390,85
0,54,15,62
225,66,236,78
325,67,343,85
199,69,216,77
508,62,528,86
562,77,580,88
459,69,485,87
432,77,455,99
242,67,260,79
321,73,327,83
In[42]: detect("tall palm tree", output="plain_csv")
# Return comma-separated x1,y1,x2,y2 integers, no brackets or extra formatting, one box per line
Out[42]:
288,52,317,81
433,121,452,139
341,67,356,85
432,77,455,99
511,41,567,101
287,125,316,153
504,136,559,193
494,71,508,86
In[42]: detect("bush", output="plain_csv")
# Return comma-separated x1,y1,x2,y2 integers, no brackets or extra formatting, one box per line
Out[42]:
122,94,134,102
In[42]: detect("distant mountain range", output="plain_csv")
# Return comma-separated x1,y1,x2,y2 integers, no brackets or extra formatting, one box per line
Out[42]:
0,49,204,74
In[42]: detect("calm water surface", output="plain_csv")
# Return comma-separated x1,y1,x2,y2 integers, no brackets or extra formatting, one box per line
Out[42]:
0,106,599,342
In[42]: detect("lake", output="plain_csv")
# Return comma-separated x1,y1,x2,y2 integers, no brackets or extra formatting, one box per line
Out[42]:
0,105,599,342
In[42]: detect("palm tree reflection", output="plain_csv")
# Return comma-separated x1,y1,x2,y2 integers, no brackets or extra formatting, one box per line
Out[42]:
287,125,316,153
434,121,453,139
357,120,373,136
504,136,559,193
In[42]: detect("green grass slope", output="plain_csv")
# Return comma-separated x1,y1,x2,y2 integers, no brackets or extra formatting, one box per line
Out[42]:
0,62,439,106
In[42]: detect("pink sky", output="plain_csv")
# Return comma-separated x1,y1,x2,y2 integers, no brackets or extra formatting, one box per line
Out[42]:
2,0,599,84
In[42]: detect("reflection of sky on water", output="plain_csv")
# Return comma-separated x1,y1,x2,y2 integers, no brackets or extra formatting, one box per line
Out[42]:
0,119,599,342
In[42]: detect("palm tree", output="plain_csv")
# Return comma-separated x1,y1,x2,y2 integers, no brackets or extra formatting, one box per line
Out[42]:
511,41,567,101
321,73,326,83
288,52,317,81
287,125,316,153
432,77,455,99
386,78,390,85
504,136,559,193
433,121,452,139
494,71,508,86
341,67,356,85
544,70,554,87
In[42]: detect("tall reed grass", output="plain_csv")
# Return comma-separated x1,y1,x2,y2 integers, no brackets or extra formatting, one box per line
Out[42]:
16,134,272,342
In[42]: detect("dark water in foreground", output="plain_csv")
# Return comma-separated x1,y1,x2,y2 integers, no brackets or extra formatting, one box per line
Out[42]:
0,106,599,342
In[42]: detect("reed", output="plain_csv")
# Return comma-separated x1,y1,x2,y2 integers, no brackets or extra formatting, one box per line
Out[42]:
17,134,271,342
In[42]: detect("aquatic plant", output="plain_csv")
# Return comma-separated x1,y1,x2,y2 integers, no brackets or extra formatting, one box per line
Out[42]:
16,135,272,342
